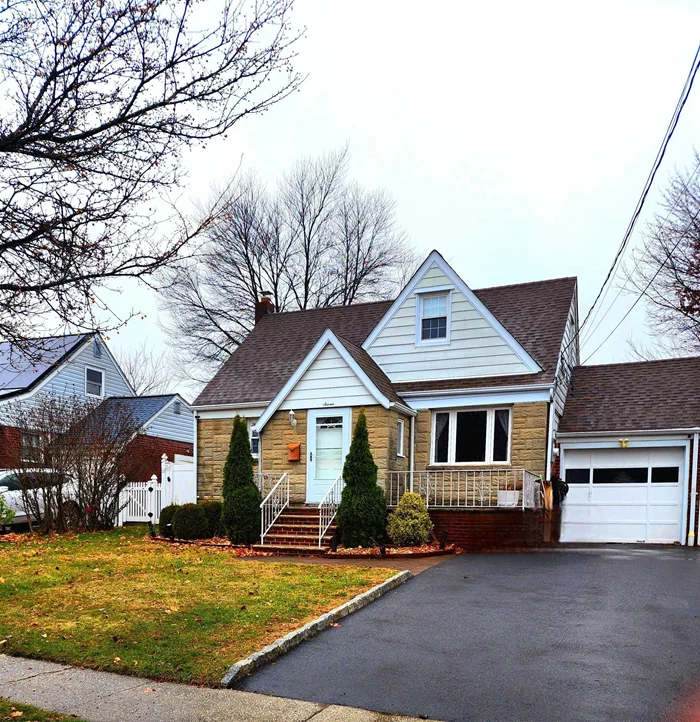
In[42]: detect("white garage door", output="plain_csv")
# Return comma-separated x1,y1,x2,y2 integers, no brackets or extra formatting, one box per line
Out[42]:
561,446,686,544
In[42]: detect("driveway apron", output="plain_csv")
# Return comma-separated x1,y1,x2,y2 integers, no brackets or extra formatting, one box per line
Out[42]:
239,548,700,722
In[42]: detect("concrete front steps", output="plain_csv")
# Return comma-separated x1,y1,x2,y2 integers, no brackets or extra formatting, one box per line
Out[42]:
253,504,336,555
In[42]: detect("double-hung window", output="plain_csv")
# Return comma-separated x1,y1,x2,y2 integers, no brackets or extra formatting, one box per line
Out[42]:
249,420,260,458
21,431,42,465
419,293,449,342
432,408,511,464
85,367,104,397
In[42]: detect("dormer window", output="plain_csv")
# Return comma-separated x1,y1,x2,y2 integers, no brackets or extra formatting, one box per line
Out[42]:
418,292,450,343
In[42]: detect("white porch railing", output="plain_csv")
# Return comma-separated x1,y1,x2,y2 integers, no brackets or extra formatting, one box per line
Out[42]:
318,472,344,547
260,472,289,544
254,472,286,498
384,469,543,509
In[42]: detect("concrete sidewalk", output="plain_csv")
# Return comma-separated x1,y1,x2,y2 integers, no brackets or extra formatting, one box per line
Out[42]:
1,655,439,722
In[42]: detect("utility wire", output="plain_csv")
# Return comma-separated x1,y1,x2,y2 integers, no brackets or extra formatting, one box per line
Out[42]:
582,200,700,363
580,47,700,346
560,44,700,362
581,162,700,348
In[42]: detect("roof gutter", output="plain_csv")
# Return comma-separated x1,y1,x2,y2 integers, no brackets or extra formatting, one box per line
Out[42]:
390,402,417,417
400,383,553,398
192,401,272,411
558,427,700,439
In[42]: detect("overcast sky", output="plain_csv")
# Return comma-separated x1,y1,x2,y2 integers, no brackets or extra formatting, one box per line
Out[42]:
105,0,700,394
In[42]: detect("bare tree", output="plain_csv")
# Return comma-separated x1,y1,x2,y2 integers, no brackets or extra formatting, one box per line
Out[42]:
160,148,415,378
114,340,175,396
624,152,700,356
3,394,150,532
3,394,82,532
0,0,302,361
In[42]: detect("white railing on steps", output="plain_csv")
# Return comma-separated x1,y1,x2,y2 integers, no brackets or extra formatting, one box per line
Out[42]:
318,472,344,547
260,472,289,545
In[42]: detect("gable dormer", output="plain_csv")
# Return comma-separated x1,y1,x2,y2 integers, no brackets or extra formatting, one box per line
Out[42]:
363,251,541,383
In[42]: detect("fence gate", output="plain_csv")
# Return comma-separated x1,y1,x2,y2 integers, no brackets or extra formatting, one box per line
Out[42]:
117,454,195,525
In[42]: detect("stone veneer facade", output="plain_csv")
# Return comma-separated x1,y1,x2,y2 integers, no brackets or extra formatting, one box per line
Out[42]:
196,402,548,502
197,405,411,503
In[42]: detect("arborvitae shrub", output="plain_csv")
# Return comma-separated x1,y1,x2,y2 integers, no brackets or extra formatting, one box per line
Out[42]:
158,504,179,536
337,411,386,547
200,500,223,538
386,491,433,546
222,415,262,545
172,503,209,540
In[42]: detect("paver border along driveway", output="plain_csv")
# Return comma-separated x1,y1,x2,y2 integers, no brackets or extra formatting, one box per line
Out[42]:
240,547,700,722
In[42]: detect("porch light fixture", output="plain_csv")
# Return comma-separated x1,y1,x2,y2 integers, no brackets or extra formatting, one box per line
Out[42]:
618,438,629,448
289,409,297,427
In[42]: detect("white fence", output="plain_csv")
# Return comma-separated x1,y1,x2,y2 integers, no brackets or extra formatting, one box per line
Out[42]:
117,454,196,525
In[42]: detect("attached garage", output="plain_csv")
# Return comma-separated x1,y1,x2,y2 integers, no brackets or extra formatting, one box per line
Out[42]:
557,359,700,546
560,444,688,544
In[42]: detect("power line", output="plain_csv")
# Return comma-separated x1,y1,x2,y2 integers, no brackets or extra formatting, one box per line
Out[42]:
580,46,700,347
581,162,700,349
560,44,700,362
582,200,700,363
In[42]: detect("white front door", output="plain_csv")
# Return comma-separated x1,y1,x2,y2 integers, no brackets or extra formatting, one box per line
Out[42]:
560,446,686,544
306,408,351,504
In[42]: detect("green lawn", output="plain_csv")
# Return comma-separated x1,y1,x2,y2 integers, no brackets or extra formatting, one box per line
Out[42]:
0,698,88,722
0,527,395,686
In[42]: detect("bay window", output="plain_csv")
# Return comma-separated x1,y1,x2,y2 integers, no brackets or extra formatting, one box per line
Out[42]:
432,408,511,464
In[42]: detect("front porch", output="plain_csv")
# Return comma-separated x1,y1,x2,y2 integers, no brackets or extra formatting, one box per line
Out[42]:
253,468,545,551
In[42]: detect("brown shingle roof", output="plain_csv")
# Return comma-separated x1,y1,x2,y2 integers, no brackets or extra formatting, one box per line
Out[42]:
559,358,700,434
193,276,577,407
194,301,392,407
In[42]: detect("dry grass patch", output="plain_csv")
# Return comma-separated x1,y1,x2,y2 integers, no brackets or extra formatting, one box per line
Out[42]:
0,527,395,686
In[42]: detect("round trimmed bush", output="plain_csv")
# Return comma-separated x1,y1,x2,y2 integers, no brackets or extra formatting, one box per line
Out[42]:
159,504,179,536
386,491,433,547
200,500,223,538
172,503,209,540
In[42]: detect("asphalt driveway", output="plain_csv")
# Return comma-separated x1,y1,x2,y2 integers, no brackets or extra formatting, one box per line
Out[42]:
239,548,700,722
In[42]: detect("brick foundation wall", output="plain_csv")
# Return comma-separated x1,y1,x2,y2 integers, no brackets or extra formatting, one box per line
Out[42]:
429,508,561,550
128,434,193,481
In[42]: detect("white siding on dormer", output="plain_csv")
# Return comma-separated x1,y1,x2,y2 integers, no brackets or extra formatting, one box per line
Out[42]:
144,402,195,444
280,344,376,410
367,263,533,382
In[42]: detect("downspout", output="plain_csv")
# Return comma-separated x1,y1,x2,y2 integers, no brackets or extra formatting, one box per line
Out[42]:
193,413,199,501
688,432,699,546
409,415,415,492
545,389,555,481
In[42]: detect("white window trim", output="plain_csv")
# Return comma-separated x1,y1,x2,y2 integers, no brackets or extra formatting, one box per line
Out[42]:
249,419,260,458
84,366,104,398
430,407,512,466
21,431,42,464
397,419,405,458
415,288,452,347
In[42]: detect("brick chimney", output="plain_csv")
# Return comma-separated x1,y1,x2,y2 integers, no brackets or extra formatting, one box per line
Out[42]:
255,291,275,324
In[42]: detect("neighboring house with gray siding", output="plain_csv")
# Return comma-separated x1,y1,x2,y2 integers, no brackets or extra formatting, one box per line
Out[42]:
0,333,193,474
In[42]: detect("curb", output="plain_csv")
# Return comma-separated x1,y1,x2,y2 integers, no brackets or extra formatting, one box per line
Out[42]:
220,569,413,688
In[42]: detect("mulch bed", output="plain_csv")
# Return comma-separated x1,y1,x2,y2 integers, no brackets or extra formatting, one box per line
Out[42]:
148,535,274,556
326,542,456,559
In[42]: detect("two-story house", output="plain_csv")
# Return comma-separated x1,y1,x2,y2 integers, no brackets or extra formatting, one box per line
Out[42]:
0,333,194,482
193,250,579,549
